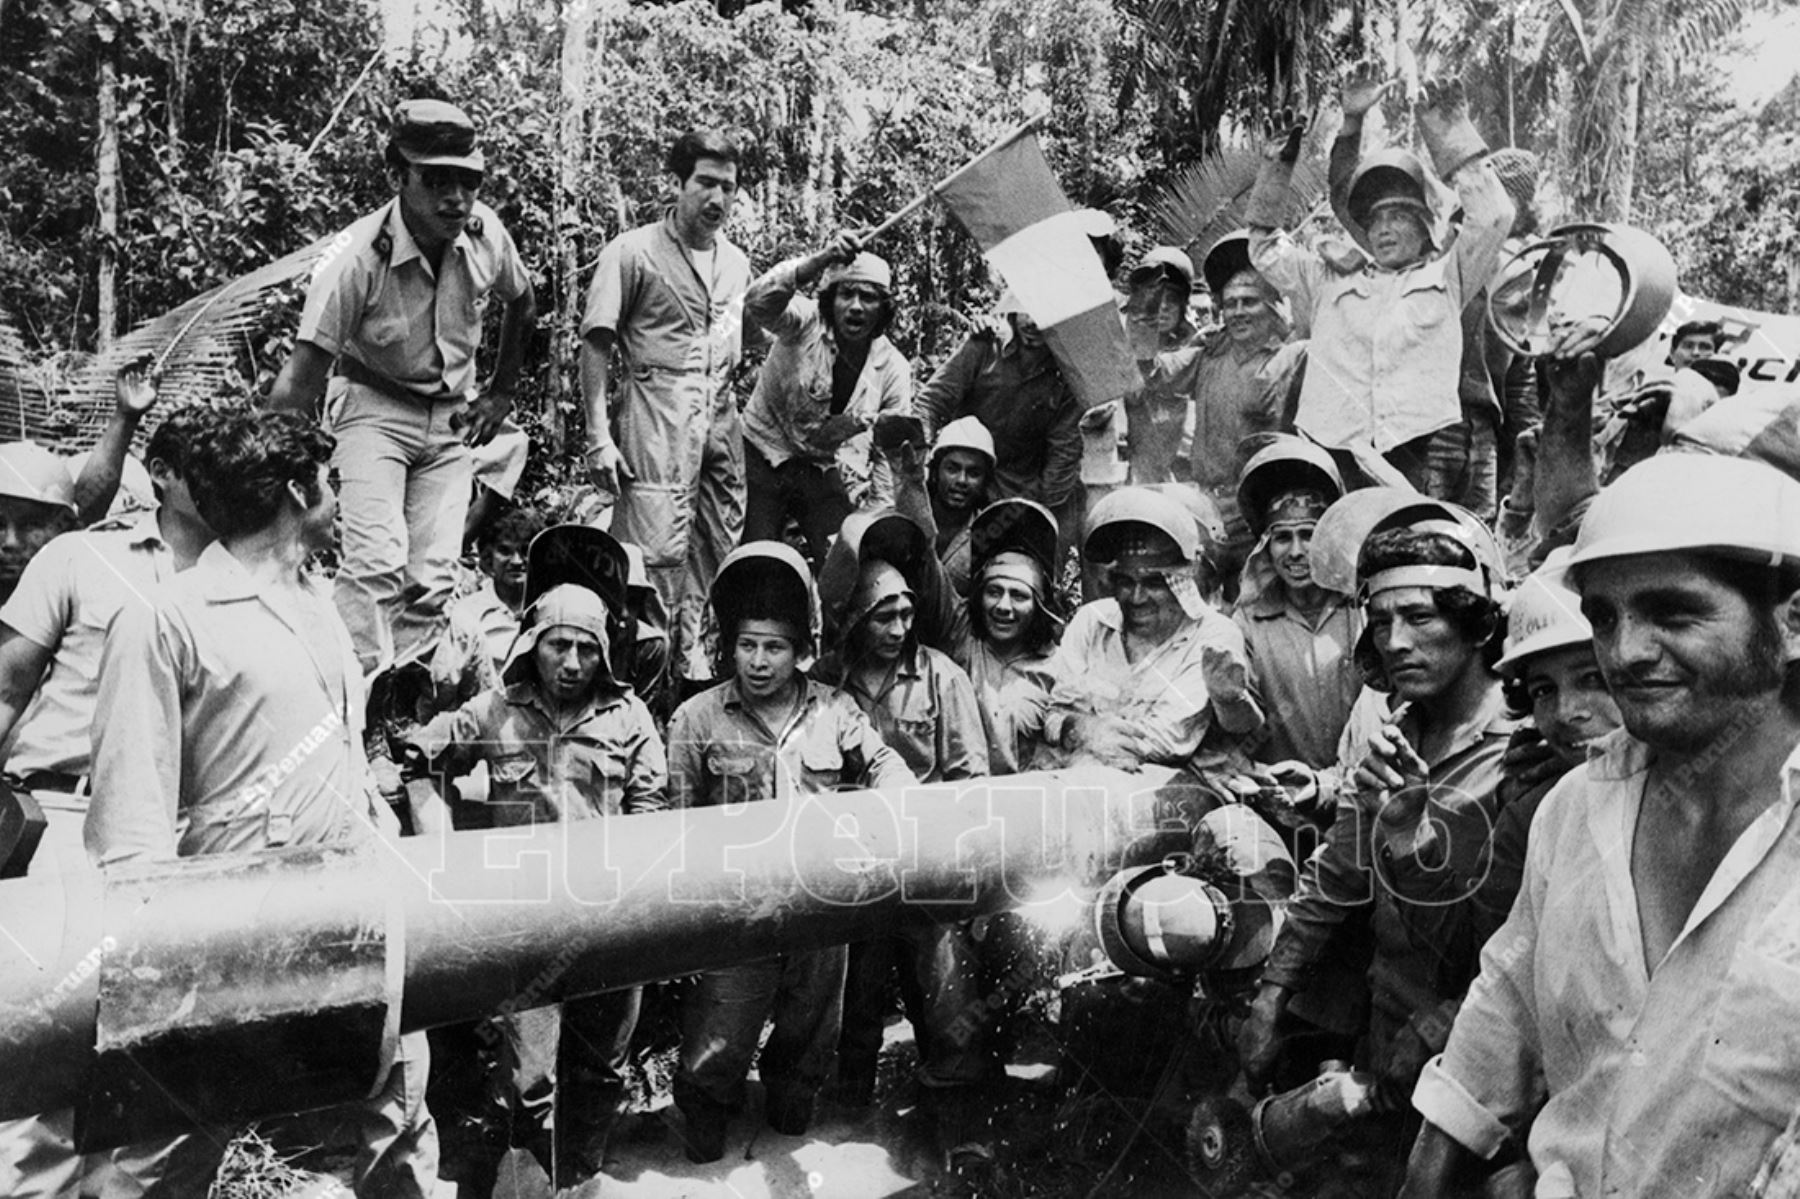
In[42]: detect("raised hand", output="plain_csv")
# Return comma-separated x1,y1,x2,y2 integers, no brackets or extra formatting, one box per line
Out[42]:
1417,75,1468,121
1261,106,1307,164
114,354,160,418
1341,58,1393,118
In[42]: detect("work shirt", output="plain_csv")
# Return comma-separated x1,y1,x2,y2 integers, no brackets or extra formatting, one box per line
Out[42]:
410,680,666,823
1156,333,1294,489
667,677,916,809
87,542,382,865
1264,686,1514,1050
835,645,988,784
1,511,178,780
1415,734,1800,1199
742,257,913,506
425,579,512,712
916,327,1083,511
1250,158,1513,452
299,199,530,399
580,215,750,426
953,635,1054,776
1233,586,1363,769
1035,597,1250,769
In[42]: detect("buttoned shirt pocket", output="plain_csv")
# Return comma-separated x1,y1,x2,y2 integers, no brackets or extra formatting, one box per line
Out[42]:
1701,933,1800,1128
1397,263,1453,335
797,741,845,793
705,744,765,806
487,751,540,826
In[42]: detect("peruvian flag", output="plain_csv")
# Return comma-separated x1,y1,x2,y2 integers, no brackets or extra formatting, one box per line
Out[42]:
934,125,1140,410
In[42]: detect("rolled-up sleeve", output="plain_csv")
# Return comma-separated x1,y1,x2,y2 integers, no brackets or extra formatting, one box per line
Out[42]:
1412,779,1557,1156
744,258,809,340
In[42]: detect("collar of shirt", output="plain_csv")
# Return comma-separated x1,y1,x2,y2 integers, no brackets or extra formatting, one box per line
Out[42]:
722,675,826,738
1585,727,1800,969
1242,587,1353,625
384,200,469,274
505,678,627,729
1388,682,1515,768
996,324,1061,381
841,647,923,705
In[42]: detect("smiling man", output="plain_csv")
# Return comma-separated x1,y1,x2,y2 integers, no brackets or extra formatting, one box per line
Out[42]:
1237,503,1515,1188
1248,64,1513,497
582,130,752,686
741,232,913,563
1402,454,1800,1198
269,99,535,671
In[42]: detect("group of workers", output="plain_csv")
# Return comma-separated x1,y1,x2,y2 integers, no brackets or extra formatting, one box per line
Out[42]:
1,55,1799,1199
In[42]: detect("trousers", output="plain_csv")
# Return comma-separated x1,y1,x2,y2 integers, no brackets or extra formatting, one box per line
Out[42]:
331,382,472,670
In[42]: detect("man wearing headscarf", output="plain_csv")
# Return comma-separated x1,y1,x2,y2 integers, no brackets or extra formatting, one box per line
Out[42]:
406,583,666,1193
1036,487,1261,769
742,232,913,562
818,557,991,1132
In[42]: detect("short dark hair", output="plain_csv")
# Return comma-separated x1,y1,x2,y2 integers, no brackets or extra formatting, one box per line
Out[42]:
666,130,739,184
186,409,334,540
144,404,222,484
1671,320,1722,349
486,505,549,552
1355,528,1504,685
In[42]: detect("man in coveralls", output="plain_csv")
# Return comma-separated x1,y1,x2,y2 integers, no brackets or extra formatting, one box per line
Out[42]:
581,129,753,685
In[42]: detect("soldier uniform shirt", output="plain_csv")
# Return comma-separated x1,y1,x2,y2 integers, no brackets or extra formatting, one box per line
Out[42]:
299,198,530,399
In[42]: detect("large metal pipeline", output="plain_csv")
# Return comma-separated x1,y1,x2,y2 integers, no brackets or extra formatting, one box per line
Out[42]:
0,765,1220,1147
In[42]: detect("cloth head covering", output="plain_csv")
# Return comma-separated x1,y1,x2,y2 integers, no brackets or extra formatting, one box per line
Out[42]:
503,583,616,688
847,558,915,636
821,252,893,294
1264,488,1332,530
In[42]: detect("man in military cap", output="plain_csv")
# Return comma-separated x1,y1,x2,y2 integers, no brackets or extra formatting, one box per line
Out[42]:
269,98,536,671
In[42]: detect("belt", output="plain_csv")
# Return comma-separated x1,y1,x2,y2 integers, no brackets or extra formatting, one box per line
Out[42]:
16,770,90,797
337,356,454,405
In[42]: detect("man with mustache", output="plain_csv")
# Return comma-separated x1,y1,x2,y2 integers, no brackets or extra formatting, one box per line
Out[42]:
741,233,912,565
269,99,535,672
1237,503,1515,1171
582,130,752,687
1402,454,1800,1198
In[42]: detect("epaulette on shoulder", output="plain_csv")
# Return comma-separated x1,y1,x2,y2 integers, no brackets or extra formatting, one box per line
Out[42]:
85,515,137,533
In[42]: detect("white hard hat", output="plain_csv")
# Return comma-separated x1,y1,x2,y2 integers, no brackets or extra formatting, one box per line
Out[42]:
1567,452,1800,579
1496,550,1592,675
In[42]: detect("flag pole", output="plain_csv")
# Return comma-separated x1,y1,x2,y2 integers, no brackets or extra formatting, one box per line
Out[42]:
863,114,1048,242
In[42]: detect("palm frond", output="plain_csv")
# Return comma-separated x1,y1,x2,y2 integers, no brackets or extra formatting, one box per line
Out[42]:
0,315,58,445
67,233,339,418
1147,147,1328,257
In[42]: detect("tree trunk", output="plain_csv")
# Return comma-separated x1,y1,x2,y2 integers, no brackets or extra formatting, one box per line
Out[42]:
554,0,595,462
1611,38,1643,222
96,23,120,353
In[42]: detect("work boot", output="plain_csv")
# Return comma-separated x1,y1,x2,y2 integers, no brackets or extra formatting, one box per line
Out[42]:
764,1089,814,1137
678,1101,728,1164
